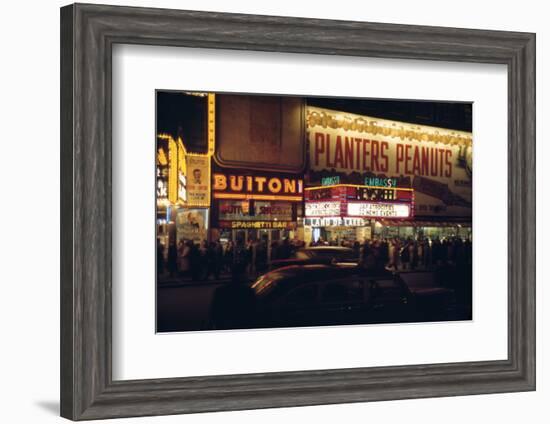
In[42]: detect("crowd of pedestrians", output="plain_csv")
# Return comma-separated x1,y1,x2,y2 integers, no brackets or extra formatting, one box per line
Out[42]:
346,236,473,272
159,238,224,281
158,234,472,283
158,236,308,283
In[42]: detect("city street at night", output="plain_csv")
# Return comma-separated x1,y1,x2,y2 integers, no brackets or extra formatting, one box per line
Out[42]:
156,91,473,333
157,263,472,333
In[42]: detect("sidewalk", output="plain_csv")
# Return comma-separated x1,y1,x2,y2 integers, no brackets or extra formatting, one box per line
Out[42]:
157,265,442,288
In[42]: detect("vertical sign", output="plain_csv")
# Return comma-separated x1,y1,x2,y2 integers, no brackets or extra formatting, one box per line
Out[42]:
186,155,211,206
207,93,216,156
177,138,187,203
156,144,168,203
168,137,178,204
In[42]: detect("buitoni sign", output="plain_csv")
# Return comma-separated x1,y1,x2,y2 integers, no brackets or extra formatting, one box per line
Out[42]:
213,171,303,202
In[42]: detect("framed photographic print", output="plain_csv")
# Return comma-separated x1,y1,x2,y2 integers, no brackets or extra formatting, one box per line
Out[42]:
60,3,536,420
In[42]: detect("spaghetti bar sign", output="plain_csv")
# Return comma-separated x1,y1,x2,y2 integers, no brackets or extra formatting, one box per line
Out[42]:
221,221,296,230
347,202,410,218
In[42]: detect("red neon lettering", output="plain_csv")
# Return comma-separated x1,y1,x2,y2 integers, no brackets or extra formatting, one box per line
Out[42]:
326,135,334,168
362,139,371,171
421,147,429,175
334,136,344,168
344,137,354,169
396,144,404,173
314,133,325,167
412,146,420,175
430,147,438,176
355,138,362,171
438,149,445,177
371,140,379,172
445,150,453,177
380,141,389,172
404,145,412,174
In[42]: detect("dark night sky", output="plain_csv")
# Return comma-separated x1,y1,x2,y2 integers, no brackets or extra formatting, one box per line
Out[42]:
305,96,472,132
156,91,472,152
156,91,208,153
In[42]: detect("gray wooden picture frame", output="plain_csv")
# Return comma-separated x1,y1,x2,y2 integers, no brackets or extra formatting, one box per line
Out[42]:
60,3,536,421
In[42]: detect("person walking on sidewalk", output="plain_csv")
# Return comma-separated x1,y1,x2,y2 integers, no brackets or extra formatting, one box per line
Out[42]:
224,240,234,274
167,241,178,278
189,242,201,281
206,240,223,281
231,238,249,283
157,238,165,277
178,239,191,277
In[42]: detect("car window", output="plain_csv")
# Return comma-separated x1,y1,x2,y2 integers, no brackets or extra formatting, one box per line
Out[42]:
339,250,358,260
308,250,333,259
321,280,364,304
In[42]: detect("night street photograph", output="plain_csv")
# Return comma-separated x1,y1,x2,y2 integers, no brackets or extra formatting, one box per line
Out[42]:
155,91,473,333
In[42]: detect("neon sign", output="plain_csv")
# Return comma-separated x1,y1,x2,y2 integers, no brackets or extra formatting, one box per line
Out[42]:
347,202,410,218
220,221,296,230
364,176,397,188
321,176,340,186
305,201,341,217
213,172,303,202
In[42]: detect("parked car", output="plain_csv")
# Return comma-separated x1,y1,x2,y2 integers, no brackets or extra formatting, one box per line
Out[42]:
251,264,413,328
269,246,359,270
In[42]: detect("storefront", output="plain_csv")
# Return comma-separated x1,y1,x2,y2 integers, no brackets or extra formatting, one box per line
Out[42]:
156,132,213,253
371,219,471,241
303,182,414,244
211,169,304,245
305,106,472,242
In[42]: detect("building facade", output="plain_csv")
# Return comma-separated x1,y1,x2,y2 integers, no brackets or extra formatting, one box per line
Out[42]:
156,93,472,262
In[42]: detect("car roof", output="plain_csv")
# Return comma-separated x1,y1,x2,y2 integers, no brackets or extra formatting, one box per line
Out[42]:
260,264,342,280
302,246,353,251
252,264,365,296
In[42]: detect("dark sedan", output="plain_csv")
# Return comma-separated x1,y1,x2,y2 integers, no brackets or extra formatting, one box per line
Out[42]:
251,264,413,328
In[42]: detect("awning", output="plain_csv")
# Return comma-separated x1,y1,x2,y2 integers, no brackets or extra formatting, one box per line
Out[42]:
376,219,471,227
